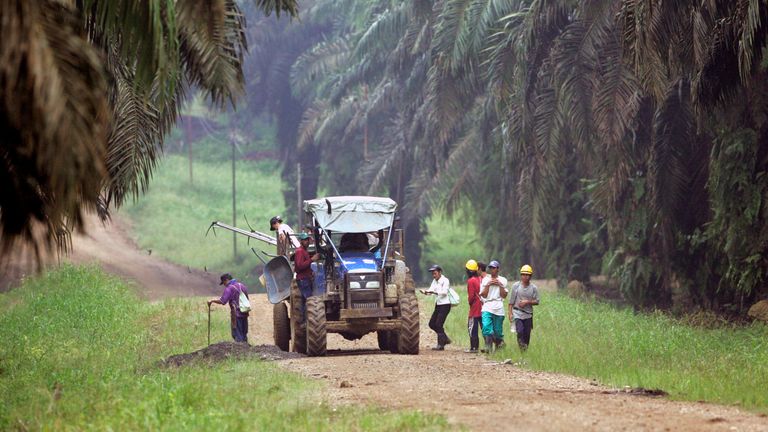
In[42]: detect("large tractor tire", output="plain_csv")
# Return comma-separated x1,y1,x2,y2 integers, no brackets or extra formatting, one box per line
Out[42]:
376,331,389,351
305,296,327,356
273,302,290,351
397,293,420,354
404,272,415,293
289,281,306,354
388,331,400,353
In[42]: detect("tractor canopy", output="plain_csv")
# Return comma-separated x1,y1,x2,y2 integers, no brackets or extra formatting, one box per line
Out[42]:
303,196,397,233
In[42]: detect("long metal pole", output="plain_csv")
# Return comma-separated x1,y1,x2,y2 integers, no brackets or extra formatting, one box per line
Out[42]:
207,303,211,346
231,133,237,260
296,162,302,229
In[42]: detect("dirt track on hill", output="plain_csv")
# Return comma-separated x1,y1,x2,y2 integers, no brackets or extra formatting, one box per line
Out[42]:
3,216,767,431
1,214,219,300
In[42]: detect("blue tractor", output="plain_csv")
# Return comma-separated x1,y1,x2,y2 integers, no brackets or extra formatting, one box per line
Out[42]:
211,196,419,356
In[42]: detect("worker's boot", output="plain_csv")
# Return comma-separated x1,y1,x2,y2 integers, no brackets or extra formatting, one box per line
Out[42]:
481,336,495,353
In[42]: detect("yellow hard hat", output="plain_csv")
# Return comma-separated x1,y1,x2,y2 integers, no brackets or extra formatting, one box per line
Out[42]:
465,259,479,271
520,264,533,275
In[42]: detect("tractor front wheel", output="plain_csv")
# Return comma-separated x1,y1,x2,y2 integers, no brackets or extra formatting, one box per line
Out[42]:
376,331,389,351
397,293,419,354
273,302,290,351
305,296,327,356
289,281,306,354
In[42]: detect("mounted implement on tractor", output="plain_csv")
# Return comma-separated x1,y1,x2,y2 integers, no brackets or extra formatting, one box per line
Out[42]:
209,196,419,356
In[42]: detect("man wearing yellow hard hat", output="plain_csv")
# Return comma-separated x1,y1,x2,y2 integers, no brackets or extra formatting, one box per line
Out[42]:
509,264,540,351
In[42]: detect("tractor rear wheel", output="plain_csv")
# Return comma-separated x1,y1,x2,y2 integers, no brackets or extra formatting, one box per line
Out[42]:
388,331,400,353
273,302,290,351
376,331,389,351
305,296,327,356
289,281,306,354
397,293,419,354
404,272,415,293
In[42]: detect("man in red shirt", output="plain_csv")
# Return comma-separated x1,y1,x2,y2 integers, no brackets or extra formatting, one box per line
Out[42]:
464,259,482,353
294,232,318,321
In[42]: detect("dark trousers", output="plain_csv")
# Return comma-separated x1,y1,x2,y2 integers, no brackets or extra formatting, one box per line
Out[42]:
515,317,533,350
468,316,481,350
297,278,314,322
429,304,452,346
232,316,249,343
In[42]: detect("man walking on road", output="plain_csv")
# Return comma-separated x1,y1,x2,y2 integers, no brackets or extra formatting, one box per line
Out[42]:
464,260,482,353
479,260,508,352
421,264,452,350
208,273,250,343
509,264,540,351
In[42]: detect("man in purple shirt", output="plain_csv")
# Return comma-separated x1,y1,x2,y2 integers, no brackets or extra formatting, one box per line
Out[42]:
208,273,250,343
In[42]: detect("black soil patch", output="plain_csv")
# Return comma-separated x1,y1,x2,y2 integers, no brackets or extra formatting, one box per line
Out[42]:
162,342,303,367
603,387,668,397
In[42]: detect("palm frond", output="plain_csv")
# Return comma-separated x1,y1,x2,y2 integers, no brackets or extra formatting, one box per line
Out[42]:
353,5,409,60
177,0,247,107
290,37,350,101
0,0,109,255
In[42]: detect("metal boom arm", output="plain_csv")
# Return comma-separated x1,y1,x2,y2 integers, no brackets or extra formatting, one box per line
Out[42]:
208,221,277,246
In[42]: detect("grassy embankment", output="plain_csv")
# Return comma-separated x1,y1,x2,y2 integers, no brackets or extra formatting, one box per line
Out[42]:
0,266,448,430
429,290,768,413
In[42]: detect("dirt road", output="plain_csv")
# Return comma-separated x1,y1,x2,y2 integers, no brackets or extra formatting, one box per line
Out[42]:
241,294,767,432
1,215,219,299
3,217,766,430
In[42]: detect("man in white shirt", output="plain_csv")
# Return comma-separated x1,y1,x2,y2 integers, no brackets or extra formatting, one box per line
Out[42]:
270,216,300,255
420,264,452,350
479,260,508,353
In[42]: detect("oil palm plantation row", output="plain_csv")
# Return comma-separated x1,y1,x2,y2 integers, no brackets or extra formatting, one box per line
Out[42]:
279,0,768,313
0,0,297,259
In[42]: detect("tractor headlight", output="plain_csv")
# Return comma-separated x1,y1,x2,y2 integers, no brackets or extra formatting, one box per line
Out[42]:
366,281,380,289
349,281,361,289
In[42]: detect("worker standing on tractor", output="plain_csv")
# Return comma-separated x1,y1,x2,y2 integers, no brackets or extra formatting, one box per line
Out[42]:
479,260,508,353
270,215,300,255
464,260,482,353
294,232,319,321
421,264,452,350
509,264,540,351
208,273,250,343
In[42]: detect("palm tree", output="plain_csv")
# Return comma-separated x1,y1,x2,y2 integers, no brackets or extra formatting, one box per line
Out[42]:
0,0,298,260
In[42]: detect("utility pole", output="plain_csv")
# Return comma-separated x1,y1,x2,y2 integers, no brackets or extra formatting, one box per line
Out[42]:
183,119,194,185
363,85,369,161
296,162,302,229
231,131,237,260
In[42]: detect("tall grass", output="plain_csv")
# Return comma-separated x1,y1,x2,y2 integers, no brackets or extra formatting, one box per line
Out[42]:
0,266,448,430
122,155,286,288
433,290,768,412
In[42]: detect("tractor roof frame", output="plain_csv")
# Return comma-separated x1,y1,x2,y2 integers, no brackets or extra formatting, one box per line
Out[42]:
303,196,397,234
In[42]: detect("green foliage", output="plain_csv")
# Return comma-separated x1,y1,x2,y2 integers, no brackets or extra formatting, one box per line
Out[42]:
435,292,768,412
0,265,449,430
706,128,768,301
0,0,298,256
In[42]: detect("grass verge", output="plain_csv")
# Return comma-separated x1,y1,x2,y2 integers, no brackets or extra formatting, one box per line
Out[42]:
425,289,768,413
0,266,448,430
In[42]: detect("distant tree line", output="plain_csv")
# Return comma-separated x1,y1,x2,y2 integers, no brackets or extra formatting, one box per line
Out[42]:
245,0,768,314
